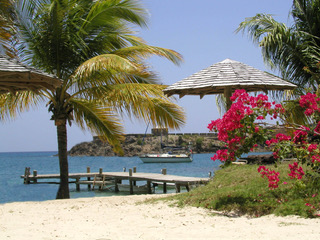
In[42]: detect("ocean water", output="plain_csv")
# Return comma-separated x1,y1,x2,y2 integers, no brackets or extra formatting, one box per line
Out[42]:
0,151,221,203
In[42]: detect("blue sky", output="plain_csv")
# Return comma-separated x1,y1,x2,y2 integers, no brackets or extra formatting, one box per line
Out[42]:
0,0,293,152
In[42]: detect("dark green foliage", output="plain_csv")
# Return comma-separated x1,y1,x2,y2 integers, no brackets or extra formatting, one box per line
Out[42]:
195,137,203,153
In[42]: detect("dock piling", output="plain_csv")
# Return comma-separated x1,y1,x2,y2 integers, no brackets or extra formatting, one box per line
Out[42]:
23,167,30,184
33,170,37,183
87,167,91,190
133,167,137,186
161,168,167,193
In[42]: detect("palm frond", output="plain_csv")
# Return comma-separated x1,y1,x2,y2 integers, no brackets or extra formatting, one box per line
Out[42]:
215,94,227,116
71,54,157,90
84,0,148,31
70,98,125,155
112,45,183,66
98,83,186,130
0,90,47,121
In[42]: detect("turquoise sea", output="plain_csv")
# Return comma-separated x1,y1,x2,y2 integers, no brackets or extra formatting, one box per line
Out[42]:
0,151,221,204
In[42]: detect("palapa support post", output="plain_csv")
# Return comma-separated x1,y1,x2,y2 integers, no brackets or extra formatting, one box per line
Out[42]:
224,87,232,110
162,168,167,193
33,170,37,183
87,167,91,190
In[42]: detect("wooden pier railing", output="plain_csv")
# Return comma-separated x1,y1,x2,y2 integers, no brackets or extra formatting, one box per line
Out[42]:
21,167,210,194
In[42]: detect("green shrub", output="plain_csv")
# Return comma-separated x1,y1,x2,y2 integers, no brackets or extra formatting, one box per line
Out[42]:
164,163,320,218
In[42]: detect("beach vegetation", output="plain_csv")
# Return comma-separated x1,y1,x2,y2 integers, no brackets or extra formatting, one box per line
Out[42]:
200,89,320,217
168,163,320,218
1,0,185,199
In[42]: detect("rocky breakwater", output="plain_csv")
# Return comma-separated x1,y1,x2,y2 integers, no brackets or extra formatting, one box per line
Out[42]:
68,133,223,157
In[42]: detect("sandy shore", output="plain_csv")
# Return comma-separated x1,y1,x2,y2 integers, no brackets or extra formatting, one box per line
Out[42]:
0,194,319,240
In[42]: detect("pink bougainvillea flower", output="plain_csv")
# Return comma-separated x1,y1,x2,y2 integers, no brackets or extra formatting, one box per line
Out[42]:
288,162,305,179
258,166,280,189
308,144,318,152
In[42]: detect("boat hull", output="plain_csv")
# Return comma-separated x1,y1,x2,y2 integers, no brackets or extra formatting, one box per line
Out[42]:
139,154,192,163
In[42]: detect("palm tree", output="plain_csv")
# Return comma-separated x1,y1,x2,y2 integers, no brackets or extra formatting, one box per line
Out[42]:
0,0,17,56
237,0,320,92
8,0,185,199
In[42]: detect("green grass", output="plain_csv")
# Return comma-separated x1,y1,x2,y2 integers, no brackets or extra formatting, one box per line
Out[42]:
161,163,320,218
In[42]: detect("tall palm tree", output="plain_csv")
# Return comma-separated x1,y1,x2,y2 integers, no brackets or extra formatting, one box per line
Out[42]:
0,0,17,56
237,0,320,92
7,0,185,199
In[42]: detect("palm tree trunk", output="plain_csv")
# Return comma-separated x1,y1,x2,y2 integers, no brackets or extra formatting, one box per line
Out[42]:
56,119,70,199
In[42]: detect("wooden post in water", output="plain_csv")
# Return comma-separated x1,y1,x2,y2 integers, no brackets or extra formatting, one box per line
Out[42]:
133,167,137,186
87,167,91,190
76,177,80,191
33,170,37,183
99,168,103,175
186,182,190,192
147,180,152,194
24,167,30,184
114,179,119,192
129,169,133,194
162,168,167,193
175,183,181,193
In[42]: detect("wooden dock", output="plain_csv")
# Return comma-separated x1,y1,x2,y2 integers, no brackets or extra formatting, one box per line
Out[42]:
21,167,210,194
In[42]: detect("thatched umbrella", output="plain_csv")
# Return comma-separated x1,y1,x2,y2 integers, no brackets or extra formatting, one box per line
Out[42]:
0,55,61,94
163,59,297,109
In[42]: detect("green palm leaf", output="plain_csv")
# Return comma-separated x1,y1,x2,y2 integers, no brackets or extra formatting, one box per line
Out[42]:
71,98,124,155
99,83,186,129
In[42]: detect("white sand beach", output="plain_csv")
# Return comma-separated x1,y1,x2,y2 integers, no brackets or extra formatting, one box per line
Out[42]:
0,194,319,240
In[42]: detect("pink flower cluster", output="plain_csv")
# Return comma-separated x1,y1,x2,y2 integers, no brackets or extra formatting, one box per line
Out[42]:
207,89,320,190
288,162,305,180
293,126,310,144
211,149,229,161
208,89,284,162
266,133,291,146
312,155,320,163
299,93,320,116
258,166,280,189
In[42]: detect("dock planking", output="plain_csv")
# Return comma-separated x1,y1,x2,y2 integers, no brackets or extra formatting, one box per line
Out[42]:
21,167,210,194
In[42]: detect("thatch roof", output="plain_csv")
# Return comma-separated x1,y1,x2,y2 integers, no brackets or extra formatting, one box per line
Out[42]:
163,59,297,99
0,56,61,94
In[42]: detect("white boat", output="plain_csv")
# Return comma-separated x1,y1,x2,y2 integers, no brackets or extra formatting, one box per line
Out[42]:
139,152,193,163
